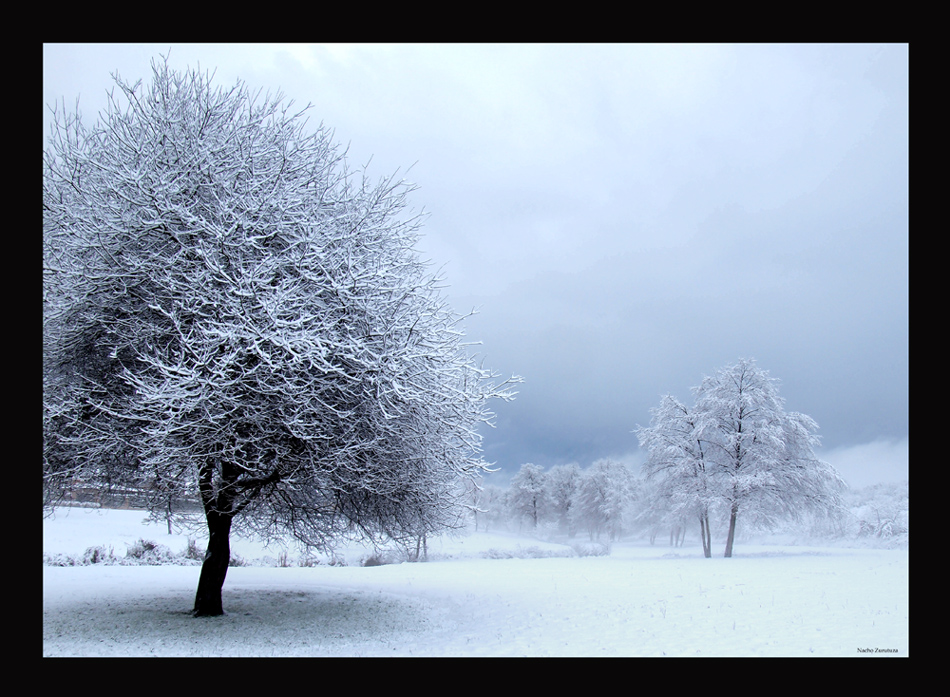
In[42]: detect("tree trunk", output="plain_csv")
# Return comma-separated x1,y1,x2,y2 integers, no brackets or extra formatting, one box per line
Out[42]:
193,510,233,617
724,503,738,558
700,512,712,558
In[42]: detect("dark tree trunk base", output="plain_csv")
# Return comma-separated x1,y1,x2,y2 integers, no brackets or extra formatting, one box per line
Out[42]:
724,505,738,558
193,511,233,617
700,513,712,558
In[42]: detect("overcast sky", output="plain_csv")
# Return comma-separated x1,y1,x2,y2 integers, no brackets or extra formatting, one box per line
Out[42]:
43,44,908,488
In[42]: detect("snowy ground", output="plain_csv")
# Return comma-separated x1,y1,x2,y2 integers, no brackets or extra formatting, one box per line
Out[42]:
43,507,908,657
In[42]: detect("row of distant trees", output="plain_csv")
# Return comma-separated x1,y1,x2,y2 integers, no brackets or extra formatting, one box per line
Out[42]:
470,460,637,542
466,461,907,552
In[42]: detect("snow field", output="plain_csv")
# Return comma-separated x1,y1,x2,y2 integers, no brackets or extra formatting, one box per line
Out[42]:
43,508,908,657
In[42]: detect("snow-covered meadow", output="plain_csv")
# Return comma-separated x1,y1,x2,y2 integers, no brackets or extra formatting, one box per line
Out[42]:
43,507,908,657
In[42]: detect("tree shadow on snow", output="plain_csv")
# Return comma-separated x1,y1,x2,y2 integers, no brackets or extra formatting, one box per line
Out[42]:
44,587,436,656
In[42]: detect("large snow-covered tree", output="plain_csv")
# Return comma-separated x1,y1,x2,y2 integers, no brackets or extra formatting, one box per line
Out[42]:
690,359,843,557
43,58,518,616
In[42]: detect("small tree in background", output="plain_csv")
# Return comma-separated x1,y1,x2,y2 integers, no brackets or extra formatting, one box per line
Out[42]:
694,359,844,557
639,359,844,558
43,57,519,616
637,395,714,557
480,484,510,533
572,459,634,541
545,462,582,537
509,463,549,530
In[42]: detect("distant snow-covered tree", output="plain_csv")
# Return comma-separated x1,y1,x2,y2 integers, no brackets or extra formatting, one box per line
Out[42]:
692,359,845,557
573,459,634,541
481,484,511,533
545,462,582,537
634,479,679,545
638,359,845,557
637,395,715,557
509,463,549,530
43,58,519,616
846,481,908,543
462,476,509,533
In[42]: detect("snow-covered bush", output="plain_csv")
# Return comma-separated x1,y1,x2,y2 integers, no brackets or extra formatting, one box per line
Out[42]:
83,545,117,565
481,545,574,560
125,539,178,565
44,546,119,566
182,538,203,563
361,549,409,567
571,541,611,557
44,539,203,567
